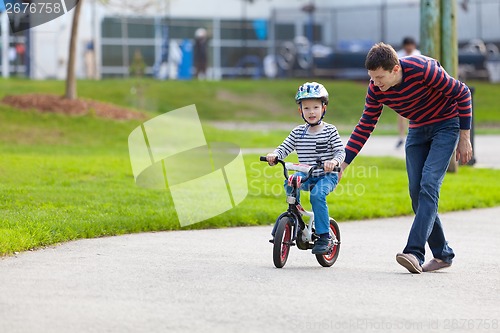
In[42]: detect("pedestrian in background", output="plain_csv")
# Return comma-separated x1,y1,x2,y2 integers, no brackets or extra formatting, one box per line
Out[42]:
194,28,208,79
395,37,421,149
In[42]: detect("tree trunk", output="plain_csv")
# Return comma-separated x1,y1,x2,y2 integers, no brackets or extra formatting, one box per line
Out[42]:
441,0,459,172
420,0,441,60
65,0,83,100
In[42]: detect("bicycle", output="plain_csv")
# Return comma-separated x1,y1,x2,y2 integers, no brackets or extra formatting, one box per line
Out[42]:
259,156,341,268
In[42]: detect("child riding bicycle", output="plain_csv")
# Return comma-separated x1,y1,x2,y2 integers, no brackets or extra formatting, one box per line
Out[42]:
266,82,345,254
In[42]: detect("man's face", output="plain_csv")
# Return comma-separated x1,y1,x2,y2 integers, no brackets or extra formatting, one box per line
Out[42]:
368,66,400,91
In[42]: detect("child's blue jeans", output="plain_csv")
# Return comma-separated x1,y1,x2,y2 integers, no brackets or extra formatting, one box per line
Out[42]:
283,172,338,235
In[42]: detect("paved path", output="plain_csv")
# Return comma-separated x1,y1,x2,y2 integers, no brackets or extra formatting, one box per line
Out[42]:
352,135,500,169
1,208,499,333
244,135,500,169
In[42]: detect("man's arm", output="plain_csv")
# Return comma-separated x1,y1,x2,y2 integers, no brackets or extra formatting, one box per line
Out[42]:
344,84,384,166
423,59,472,130
423,59,473,163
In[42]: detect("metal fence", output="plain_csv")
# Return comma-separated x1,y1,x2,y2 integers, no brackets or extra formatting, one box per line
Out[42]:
4,0,498,79
268,0,500,79
96,0,499,80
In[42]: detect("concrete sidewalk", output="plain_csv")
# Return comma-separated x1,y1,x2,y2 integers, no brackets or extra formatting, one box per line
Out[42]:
356,134,500,169
1,207,499,333
246,135,500,169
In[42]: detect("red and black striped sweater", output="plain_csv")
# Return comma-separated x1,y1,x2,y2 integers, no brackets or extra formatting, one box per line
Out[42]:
345,55,472,164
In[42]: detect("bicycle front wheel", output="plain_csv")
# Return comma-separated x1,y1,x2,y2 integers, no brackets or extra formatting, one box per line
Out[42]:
273,217,293,268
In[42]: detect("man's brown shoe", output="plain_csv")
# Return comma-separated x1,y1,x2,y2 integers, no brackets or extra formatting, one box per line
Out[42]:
396,253,422,274
422,258,452,272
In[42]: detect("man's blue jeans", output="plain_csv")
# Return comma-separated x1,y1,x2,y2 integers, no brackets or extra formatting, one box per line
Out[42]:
284,173,338,235
404,117,459,265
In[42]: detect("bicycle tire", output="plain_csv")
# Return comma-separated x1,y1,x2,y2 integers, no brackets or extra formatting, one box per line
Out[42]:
315,218,341,267
273,217,293,268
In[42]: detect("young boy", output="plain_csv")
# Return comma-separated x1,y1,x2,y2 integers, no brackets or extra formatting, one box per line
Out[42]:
266,82,345,254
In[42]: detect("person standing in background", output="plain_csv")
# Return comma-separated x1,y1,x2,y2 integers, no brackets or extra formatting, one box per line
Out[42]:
84,40,96,79
193,28,208,80
395,37,421,148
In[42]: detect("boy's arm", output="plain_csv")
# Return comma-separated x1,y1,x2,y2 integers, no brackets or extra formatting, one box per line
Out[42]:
344,85,384,166
324,126,345,172
272,128,297,160
423,59,472,130
329,126,345,166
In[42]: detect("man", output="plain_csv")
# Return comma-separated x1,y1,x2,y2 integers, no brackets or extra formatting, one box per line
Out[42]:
194,28,208,79
341,42,472,273
395,37,422,148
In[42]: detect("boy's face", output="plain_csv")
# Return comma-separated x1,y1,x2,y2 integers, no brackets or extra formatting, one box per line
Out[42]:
299,99,325,123
368,65,401,91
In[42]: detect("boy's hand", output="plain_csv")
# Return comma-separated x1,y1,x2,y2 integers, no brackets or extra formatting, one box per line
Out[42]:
324,159,338,172
266,153,278,165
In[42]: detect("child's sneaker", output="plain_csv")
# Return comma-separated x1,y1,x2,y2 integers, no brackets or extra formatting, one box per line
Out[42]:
312,237,331,254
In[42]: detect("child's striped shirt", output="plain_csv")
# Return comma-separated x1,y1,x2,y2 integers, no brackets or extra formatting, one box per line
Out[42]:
274,122,345,176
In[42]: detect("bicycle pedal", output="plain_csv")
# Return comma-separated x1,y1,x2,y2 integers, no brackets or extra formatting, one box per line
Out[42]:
269,239,274,244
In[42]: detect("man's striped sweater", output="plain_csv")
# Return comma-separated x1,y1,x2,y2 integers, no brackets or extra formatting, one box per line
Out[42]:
345,55,472,164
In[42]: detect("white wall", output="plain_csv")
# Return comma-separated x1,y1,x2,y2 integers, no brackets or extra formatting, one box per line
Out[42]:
31,1,95,80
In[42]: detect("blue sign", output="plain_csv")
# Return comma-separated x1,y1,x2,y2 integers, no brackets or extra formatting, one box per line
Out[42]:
253,19,267,40
178,39,193,80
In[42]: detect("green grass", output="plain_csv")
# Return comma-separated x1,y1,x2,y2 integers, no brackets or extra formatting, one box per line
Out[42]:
1,101,500,255
1,78,499,131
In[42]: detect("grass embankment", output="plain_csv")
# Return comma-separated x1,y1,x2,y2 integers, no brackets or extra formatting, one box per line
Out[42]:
2,78,499,132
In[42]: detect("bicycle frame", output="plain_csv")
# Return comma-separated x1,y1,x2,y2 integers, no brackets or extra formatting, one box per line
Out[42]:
270,193,316,244
268,158,340,245
261,155,342,268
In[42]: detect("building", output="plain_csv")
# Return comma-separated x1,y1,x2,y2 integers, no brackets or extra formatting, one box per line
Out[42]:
1,0,499,79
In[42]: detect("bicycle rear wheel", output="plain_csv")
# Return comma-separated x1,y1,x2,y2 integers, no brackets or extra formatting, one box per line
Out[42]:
273,217,293,268
315,218,341,267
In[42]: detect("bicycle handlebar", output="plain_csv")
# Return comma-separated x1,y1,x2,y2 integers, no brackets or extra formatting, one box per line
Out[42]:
259,156,340,183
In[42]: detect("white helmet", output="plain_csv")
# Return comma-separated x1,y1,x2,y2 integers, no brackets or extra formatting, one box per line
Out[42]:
295,82,329,105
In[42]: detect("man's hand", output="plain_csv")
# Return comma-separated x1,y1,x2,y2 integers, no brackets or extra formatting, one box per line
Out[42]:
339,161,349,181
456,130,473,164
324,159,338,172
266,153,278,166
